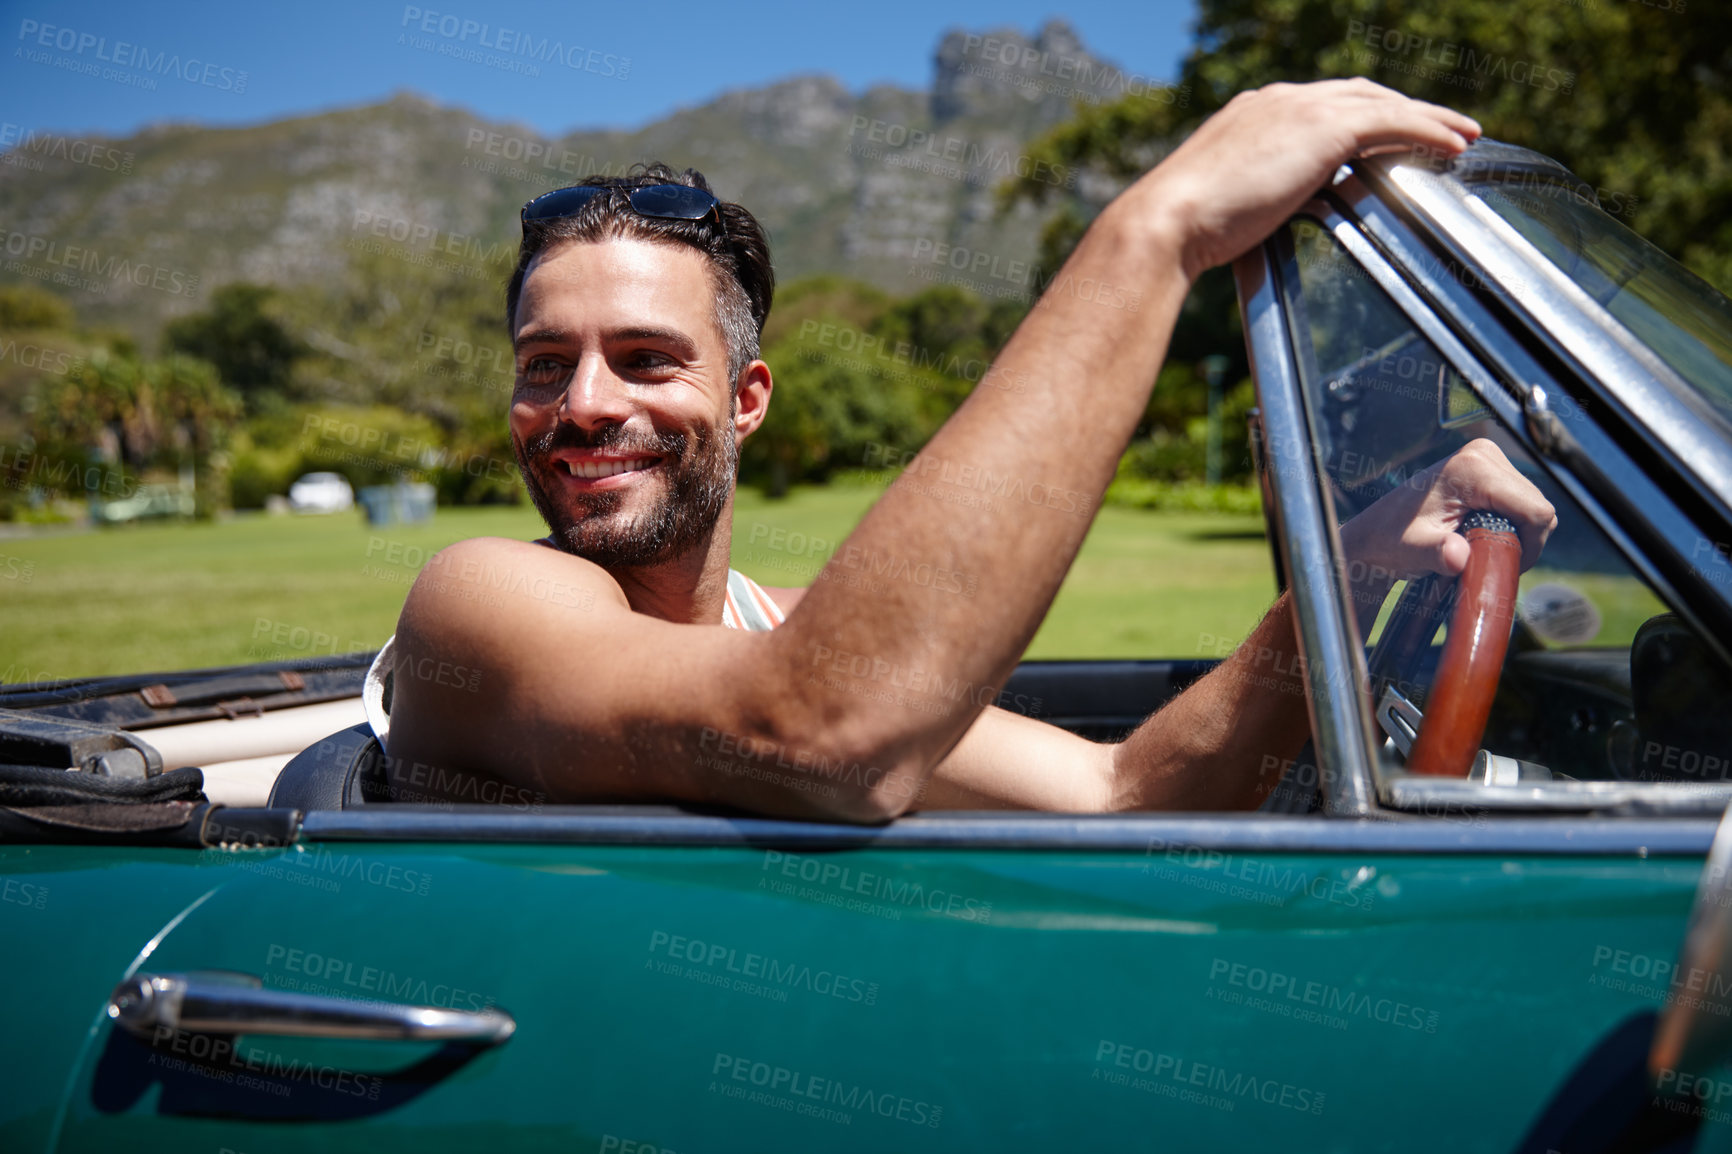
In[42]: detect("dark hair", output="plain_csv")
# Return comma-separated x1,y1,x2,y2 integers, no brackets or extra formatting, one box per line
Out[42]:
505,163,774,386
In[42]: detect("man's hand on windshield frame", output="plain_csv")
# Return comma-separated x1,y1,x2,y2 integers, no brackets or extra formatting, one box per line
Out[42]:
1129,78,1480,279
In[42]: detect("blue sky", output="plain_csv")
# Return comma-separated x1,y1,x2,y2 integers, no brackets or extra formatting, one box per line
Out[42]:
2,0,1199,139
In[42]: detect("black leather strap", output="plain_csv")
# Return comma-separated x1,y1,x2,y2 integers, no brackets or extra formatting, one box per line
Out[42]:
0,763,203,807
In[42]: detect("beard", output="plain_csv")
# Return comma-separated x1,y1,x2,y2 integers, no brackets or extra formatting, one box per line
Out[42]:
513,414,737,569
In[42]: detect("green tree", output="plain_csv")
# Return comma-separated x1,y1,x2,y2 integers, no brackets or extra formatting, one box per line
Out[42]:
747,279,1028,496
747,321,934,496
164,283,304,405
1013,0,1732,291
1003,0,1732,487
20,347,240,513
867,286,1027,413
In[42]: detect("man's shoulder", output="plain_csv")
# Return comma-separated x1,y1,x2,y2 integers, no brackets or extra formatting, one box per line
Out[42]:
405,536,627,623
428,534,592,572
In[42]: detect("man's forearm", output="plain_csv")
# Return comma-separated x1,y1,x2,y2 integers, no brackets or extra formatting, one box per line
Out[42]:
919,591,1318,814
1111,593,1314,810
1108,542,1411,810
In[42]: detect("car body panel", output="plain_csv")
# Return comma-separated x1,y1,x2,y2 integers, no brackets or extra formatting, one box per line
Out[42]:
3,837,1705,1151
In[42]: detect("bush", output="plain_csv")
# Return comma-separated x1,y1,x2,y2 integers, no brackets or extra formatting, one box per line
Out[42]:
1103,477,1263,516
744,324,934,496
227,443,302,509
229,404,453,507
0,284,74,330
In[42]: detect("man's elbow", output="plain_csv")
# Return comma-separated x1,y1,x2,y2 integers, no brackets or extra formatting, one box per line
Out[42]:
805,782,917,825
756,716,926,824
819,767,923,825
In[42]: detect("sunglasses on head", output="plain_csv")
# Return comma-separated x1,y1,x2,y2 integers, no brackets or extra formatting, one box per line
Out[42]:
520,183,722,229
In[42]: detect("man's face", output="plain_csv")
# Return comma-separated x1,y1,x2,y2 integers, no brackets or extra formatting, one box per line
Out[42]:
510,237,741,568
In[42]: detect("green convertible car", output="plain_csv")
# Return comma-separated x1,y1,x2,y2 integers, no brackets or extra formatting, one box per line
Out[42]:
7,140,1732,1151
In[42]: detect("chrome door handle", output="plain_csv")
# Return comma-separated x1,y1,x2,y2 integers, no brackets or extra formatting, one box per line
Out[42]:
108,972,515,1045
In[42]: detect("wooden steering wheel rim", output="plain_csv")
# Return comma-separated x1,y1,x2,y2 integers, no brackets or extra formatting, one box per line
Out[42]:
1404,511,1524,777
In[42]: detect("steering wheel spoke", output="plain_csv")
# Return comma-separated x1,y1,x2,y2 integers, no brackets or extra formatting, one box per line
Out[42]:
1375,684,1423,756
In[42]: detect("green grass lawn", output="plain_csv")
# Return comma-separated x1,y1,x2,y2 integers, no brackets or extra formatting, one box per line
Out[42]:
0,486,1278,680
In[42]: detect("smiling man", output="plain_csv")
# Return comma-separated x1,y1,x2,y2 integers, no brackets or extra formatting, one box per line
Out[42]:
382,79,1557,821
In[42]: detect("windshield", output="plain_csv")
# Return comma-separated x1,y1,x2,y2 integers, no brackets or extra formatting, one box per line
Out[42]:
1467,176,1732,432
1286,216,1732,788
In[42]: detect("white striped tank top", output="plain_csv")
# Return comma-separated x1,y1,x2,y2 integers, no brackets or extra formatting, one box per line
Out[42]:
721,568,787,631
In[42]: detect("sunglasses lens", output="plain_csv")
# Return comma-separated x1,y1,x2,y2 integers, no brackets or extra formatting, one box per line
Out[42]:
521,183,721,230
628,184,718,220
521,186,606,223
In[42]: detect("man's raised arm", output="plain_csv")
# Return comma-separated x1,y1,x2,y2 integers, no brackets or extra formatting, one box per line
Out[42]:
388,81,1483,822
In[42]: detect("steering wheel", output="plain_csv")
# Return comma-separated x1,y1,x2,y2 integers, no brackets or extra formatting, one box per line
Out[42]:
1364,511,1523,777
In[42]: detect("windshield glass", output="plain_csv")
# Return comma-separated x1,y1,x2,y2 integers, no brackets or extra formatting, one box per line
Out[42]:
1467,176,1732,431
1286,216,1732,789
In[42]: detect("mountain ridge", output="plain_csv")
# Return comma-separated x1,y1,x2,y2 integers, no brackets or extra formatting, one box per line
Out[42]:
0,20,1157,342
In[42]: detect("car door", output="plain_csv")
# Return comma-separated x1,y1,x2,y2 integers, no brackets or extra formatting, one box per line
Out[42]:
13,812,1712,1153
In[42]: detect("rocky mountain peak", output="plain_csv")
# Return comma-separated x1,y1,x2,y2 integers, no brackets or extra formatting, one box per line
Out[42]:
931,19,1131,126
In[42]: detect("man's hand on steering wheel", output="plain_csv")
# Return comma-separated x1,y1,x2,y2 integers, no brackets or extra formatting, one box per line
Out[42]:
1340,439,1558,778
1340,438,1558,595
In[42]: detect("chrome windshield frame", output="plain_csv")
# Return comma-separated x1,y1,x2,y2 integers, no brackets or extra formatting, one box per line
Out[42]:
1357,151,1732,531
1334,162,1732,659
1233,236,1380,817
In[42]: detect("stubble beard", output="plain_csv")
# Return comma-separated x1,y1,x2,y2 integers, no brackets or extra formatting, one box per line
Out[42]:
514,415,737,569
